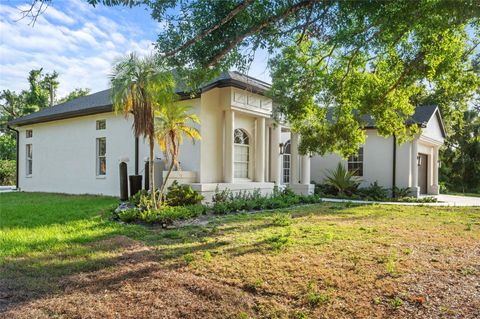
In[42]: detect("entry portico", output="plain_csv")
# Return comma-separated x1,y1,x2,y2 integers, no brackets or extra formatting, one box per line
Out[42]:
190,80,314,200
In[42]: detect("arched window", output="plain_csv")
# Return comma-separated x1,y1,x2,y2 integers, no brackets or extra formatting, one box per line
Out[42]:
283,140,291,184
234,129,250,179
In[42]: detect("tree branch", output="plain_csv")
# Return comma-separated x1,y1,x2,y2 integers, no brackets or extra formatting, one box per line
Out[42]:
207,0,318,67
163,0,254,57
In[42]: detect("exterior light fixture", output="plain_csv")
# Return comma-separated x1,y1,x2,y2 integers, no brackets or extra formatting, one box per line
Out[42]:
417,155,422,166
279,143,284,155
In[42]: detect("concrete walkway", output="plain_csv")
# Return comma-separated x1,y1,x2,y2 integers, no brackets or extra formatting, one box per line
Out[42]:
320,194,480,207
0,186,16,193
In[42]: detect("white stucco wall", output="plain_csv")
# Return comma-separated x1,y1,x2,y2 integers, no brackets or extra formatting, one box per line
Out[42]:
311,130,410,189
18,112,136,196
17,99,202,197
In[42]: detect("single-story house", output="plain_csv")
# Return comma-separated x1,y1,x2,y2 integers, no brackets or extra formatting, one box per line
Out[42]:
311,105,445,196
7,72,445,199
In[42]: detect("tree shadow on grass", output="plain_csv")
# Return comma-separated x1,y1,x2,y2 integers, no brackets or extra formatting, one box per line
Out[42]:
0,202,379,314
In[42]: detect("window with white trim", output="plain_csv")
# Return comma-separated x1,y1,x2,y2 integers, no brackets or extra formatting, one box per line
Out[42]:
96,138,106,176
96,120,106,130
282,140,291,184
26,130,33,138
26,144,33,176
234,129,250,179
348,147,363,176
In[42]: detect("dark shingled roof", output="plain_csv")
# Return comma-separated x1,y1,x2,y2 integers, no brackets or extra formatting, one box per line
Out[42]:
326,105,445,137
8,71,272,126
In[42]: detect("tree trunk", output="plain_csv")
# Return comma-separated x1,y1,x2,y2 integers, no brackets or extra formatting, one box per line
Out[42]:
159,157,175,205
149,136,157,208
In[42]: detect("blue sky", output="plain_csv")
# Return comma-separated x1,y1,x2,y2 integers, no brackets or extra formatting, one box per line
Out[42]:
0,0,271,99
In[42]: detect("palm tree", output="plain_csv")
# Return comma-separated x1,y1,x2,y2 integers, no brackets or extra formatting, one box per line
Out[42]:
110,53,175,206
155,103,201,203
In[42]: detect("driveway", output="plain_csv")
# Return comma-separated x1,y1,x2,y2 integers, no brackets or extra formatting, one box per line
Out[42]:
435,194,480,206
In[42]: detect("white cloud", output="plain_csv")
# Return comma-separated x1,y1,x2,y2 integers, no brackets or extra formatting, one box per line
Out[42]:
0,2,155,98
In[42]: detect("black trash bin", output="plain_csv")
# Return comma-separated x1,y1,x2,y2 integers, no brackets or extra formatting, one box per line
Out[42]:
129,175,142,197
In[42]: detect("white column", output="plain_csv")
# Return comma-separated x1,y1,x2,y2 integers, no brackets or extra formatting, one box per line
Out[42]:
270,125,281,184
255,117,265,182
432,145,440,194
411,139,418,195
291,132,300,184
224,109,234,183
301,154,310,185
265,126,270,182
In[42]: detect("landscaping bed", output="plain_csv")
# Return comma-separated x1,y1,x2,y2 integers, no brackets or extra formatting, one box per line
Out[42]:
112,183,324,227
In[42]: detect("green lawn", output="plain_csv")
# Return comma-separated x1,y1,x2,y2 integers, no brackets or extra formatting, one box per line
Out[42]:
1,192,479,318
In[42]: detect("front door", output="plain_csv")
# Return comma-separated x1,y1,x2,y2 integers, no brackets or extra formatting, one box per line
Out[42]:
418,153,428,194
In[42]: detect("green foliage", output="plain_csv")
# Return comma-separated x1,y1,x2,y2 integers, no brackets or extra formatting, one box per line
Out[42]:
110,53,177,206
392,186,411,198
394,196,437,203
165,180,204,206
356,182,389,201
211,187,322,215
145,0,479,158
306,281,330,307
57,88,90,104
440,109,480,193
385,253,398,276
266,233,292,251
0,134,16,160
271,213,292,227
390,297,403,309
325,163,361,195
0,160,15,185
117,208,139,223
117,204,205,225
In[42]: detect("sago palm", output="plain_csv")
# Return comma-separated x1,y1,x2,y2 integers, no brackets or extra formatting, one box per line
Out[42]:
155,103,201,203
325,163,362,195
110,53,176,206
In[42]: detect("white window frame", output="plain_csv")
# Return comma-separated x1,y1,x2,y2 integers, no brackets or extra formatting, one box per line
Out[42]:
26,144,33,176
348,147,364,176
96,119,106,130
234,129,250,180
26,129,33,138
282,140,291,184
96,137,106,176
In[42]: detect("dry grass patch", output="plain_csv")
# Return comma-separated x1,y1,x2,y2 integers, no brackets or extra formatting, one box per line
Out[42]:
1,193,479,318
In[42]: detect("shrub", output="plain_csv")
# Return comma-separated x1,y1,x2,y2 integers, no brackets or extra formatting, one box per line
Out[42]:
314,183,336,196
212,186,231,203
391,186,411,198
356,182,389,201
0,160,15,185
166,180,204,206
117,208,139,223
325,163,361,195
212,202,230,214
138,206,195,224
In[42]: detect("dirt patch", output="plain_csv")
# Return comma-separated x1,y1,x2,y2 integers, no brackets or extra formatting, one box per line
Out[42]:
2,263,255,319
1,205,479,318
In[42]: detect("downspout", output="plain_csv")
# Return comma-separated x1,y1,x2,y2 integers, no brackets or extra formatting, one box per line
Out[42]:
392,134,397,198
7,125,19,190
135,136,139,175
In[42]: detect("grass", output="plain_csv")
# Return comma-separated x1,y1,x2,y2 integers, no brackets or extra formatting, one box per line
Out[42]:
1,192,479,318
444,191,480,198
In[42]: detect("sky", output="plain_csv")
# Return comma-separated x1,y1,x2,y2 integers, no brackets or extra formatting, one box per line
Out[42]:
0,0,271,99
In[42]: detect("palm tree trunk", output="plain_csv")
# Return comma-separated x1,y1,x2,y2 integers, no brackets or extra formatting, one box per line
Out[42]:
149,136,157,208
159,157,175,204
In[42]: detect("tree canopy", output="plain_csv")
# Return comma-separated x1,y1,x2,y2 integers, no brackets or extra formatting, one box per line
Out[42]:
59,0,480,157
0,68,90,159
